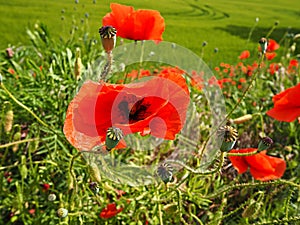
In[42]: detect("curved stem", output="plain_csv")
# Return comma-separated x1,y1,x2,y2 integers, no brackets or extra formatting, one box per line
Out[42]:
0,138,38,149
198,54,265,161
1,83,50,129
100,51,113,81
166,152,225,175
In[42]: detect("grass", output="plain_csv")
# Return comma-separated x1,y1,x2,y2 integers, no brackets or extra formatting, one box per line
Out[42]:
0,0,300,224
1,0,300,65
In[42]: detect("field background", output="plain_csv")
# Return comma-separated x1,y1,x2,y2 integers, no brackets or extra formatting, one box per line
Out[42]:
1,0,300,65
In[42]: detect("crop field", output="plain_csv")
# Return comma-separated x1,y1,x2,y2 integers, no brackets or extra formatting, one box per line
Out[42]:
1,0,300,64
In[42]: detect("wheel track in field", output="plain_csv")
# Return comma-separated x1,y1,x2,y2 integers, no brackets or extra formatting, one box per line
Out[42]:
164,0,229,20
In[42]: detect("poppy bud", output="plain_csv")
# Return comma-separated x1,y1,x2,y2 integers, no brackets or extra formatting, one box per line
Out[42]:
105,127,123,151
157,163,173,183
257,136,273,152
99,26,117,53
88,162,101,183
48,193,57,201
57,208,68,218
242,199,261,219
89,182,100,194
74,48,82,80
217,125,238,152
6,48,14,58
231,114,253,124
259,37,268,54
4,110,13,133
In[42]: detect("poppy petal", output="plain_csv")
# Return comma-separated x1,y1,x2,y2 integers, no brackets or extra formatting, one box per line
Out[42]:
102,3,165,41
249,155,286,181
228,148,257,174
266,83,300,122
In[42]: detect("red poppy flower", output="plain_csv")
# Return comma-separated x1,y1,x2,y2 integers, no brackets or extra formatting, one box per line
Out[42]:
102,3,165,41
269,63,279,75
266,83,300,122
63,69,190,151
267,39,280,52
265,52,277,60
229,148,286,181
100,203,123,219
239,50,250,60
288,59,299,74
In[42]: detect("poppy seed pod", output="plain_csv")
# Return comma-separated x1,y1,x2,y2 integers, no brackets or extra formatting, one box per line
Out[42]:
99,26,116,53
259,37,268,54
217,125,238,152
257,136,273,152
105,127,123,151
157,163,173,183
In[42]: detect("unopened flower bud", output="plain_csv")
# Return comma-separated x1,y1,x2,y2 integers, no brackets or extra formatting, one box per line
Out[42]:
74,48,82,80
99,26,117,53
4,110,13,133
217,125,238,152
257,136,273,152
242,199,261,219
6,48,14,58
157,163,173,183
232,114,253,124
57,208,68,218
88,162,101,183
48,193,57,201
105,127,123,151
259,37,268,54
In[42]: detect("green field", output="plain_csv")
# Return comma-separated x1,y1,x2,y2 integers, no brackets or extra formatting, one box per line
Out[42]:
1,0,300,65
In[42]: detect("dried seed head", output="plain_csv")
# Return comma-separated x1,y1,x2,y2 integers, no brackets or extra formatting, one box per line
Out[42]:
99,26,117,53
157,163,173,183
105,127,123,151
217,125,238,152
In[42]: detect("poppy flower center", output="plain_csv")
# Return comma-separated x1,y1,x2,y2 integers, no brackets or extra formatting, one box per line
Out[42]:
118,98,150,123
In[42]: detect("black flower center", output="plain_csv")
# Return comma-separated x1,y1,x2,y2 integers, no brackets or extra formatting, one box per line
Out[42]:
118,98,150,123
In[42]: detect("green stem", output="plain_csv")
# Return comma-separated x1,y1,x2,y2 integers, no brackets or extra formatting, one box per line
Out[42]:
0,82,55,132
226,150,258,156
204,179,300,199
198,54,265,161
166,151,225,175
0,138,38,149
